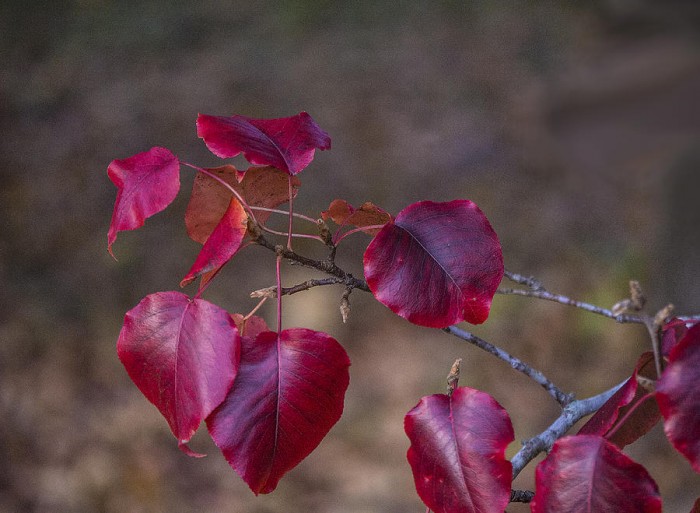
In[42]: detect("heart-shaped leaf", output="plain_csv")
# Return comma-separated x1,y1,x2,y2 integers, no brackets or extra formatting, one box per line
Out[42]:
364,200,503,327
107,147,180,256
531,435,662,513
404,386,514,513
196,112,331,175
206,328,350,494
185,165,301,244
117,291,240,456
180,197,247,287
656,322,700,472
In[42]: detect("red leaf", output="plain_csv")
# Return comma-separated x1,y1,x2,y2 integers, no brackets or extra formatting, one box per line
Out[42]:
363,200,503,327
107,147,180,256
656,323,700,472
322,199,392,237
661,317,689,356
180,197,247,287
196,112,331,175
690,497,700,513
531,435,662,513
206,328,350,494
117,292,240,456
578,352,661,448
404,387,514,513
185,165,300,244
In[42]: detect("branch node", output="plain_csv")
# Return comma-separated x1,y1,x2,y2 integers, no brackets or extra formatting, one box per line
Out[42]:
340,288,351,323
654,303,675,328
250,286,277,299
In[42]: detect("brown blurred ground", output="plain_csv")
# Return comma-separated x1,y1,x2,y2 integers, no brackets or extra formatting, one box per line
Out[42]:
1,1,699,512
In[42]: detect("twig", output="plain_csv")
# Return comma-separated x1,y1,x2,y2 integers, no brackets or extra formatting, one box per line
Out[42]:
443,326,574,407
504,270,544,291
497,287,643,324
510,381,625,479
254,233,370,293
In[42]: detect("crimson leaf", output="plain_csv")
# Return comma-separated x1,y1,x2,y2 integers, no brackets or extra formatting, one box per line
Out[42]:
578,352,661,448
180,197,247,287
656,322,700,473
107,147,180,256
363,200,503,327
196,112,331,175
531,435,662,513
206,328,350,494
404,386,514,513
117,291,240,456
185,165,301,244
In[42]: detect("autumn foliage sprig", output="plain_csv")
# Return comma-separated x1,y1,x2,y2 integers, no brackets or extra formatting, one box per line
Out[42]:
108,111,700,512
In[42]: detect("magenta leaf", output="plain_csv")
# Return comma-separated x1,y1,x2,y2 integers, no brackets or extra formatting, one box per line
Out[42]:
656,322,700,472
180,197,247,287
117,291,240,456
206,328,350,494
196,112,331,175
577,374,637,438
404,387,514,513
531,435,662,513
107,147,180,256
364,200,503,327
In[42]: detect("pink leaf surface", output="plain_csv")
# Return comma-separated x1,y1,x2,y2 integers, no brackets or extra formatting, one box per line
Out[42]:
206,328,350,494
656,323,700,472
363,200,503,327
197,112,331,175
117,292,240,456
322,199,392,236
404,387,514,513
180,197,247,287
107,147,180,256
531,435,662,513
185,165,300,244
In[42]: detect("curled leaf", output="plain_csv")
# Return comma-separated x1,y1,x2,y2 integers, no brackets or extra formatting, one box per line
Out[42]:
181,197,247,287
322,199,392,237
197,112,331,175
107,147,180,256
656,323,700,472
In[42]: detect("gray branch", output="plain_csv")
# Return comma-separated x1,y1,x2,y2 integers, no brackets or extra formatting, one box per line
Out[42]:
510,381,625,479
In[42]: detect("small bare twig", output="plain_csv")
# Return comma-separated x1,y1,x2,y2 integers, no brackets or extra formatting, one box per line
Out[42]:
497,287,644,324
443,326,574,407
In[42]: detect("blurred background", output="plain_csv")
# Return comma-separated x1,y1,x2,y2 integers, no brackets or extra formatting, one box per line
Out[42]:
1,1,699,512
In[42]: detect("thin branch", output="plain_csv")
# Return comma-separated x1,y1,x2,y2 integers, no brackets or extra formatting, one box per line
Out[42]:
254,233,370,293
510,381,625,479
443,326,574,407
252,277,346,298
497,287,643,324
504,270,544,291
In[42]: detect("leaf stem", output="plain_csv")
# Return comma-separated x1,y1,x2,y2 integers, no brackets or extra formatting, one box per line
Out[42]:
333,224,387,245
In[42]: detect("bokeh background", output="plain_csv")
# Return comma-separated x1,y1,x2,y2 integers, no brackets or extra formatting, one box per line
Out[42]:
2,1,699,512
